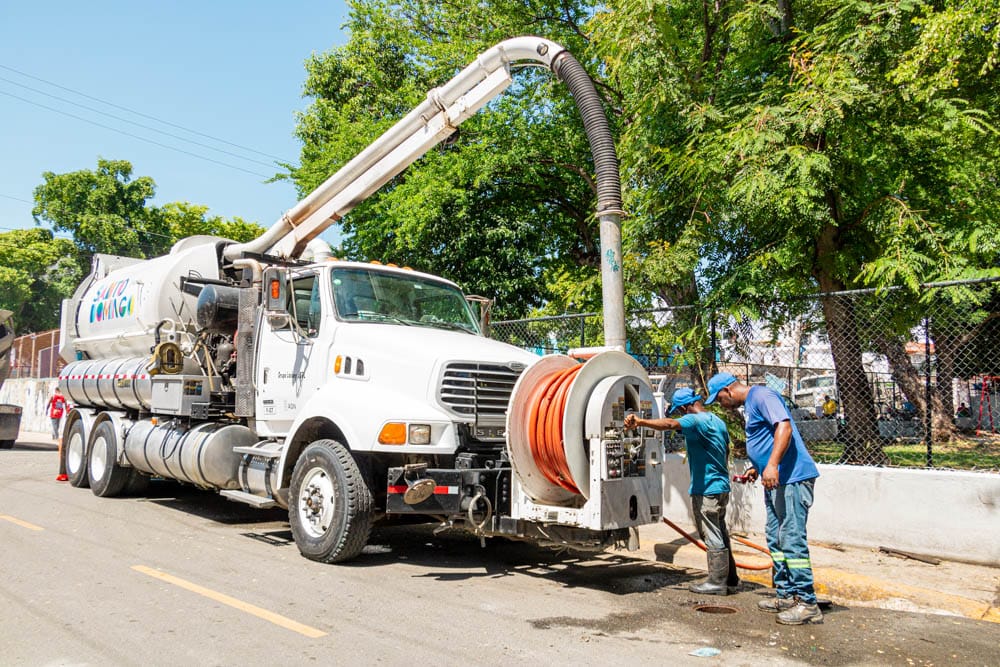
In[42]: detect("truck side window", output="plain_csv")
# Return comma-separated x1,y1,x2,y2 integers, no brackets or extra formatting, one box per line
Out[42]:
279,274,321,338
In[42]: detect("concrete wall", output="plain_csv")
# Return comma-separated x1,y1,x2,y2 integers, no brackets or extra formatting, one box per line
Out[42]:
0,377,60,434
661,454,1000,566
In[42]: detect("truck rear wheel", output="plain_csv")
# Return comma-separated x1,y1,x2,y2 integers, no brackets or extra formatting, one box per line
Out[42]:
124,468,150,496
88,421,129,497
289,439,373,563
65,420,90,488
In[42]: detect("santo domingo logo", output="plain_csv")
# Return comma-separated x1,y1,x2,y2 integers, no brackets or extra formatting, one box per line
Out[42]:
89,279,136,323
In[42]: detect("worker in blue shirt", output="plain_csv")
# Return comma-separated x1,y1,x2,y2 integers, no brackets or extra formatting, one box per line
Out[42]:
625,387,738,596
706,372,822,625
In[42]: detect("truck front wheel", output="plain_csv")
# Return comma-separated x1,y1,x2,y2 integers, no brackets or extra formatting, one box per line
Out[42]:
289,439,374,563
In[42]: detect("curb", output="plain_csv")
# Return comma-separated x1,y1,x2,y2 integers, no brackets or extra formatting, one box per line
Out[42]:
639,528,1000,625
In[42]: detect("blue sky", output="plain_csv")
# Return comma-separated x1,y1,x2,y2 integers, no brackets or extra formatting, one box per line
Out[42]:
0,1,350,243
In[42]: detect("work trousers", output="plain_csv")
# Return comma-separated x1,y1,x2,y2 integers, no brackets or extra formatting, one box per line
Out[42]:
764,478,817,604
691,493,738,585
51,417,61,440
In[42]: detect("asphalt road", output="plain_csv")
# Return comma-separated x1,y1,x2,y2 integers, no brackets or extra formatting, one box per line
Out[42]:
2,445,997,666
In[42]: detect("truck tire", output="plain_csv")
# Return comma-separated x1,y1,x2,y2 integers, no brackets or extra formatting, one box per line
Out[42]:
0,439,14,449
289,439,374,563
65,420,90,488
88,421,129,497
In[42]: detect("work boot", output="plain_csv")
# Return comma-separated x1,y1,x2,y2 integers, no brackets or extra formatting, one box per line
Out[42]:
757,596,796,613
726,551,741,594
689,549,731,596
776,600,823,625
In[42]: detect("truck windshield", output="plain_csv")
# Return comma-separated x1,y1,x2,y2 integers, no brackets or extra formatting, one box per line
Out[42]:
331,267,480,334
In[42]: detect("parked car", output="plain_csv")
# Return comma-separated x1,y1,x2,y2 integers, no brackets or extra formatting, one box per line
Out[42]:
794,374,838,412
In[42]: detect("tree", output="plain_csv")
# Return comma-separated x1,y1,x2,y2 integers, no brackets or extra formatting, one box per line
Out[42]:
0,228,81,333
32,158,171,265
289,0,608,318
160,202,266,244
594,0,1000,460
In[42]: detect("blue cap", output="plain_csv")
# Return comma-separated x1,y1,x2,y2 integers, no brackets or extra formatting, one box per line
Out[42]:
704,372,738,405
667,387,702,414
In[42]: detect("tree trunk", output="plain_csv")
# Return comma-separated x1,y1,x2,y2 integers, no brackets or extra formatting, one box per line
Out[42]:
873,335,954,442
814,219,886,464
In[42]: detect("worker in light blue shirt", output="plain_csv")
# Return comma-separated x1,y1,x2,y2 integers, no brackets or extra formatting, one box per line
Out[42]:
706,372,822,625
625,387,738,596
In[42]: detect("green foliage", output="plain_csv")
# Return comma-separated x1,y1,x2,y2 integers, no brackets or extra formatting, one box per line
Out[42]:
0,228,81,333
32,158,171,263
160,202,266,243
290,0,606,318
603,0,998,300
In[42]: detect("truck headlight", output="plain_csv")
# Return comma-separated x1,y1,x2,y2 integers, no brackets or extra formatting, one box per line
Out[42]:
408,424,431,445
378,422,432,445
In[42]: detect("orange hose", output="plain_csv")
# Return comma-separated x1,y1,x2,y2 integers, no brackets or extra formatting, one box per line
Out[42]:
661,517,773,571
527,365,583,494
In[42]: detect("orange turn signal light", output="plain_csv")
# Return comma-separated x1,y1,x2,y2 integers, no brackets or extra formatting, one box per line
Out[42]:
378,422,407,445
334,355,343,374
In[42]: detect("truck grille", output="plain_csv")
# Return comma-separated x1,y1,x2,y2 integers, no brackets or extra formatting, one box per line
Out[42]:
438,362,524,423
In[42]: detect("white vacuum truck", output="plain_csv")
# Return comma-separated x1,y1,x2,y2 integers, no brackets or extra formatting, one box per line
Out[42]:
57,36,664,563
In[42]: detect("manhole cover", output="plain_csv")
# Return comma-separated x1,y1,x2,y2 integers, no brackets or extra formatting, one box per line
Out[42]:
694,604,738,614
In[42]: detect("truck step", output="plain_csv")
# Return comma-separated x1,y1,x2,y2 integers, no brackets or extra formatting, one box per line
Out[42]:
233,442,283,459
220,489,277,508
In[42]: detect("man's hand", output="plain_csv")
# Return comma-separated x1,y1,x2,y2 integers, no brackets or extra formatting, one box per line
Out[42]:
762,463,780,489
624,414,641,430
745,467,759,483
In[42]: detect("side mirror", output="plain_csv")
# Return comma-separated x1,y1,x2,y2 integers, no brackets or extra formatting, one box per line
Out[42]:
262,267,290,328
465,295,492,336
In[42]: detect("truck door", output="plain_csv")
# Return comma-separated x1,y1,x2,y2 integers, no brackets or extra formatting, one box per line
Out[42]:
255,270,329,436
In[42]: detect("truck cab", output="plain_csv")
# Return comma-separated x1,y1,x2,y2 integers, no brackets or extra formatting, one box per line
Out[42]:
251,260,536,506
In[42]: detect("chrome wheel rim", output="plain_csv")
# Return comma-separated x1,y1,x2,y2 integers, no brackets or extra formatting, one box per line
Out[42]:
91,434,109,481
297,466,335,539
67,431,85,474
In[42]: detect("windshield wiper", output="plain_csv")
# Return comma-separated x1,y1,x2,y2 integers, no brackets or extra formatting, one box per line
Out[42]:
357,311,412,325
423,321,476,334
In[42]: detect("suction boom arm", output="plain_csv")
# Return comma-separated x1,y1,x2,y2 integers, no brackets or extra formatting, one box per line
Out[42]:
225,36,626,348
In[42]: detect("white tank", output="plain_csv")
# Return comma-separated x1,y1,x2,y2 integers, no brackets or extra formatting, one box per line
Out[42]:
70,237,226,360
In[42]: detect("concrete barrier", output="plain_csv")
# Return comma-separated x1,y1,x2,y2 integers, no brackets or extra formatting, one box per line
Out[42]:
661,454,1000,566
0,377,59,434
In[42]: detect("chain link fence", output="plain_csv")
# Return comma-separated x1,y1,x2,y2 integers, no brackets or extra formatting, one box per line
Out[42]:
492,277,1000,472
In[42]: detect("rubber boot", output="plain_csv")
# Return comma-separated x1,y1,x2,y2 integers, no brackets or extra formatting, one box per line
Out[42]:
688,549,731,596
726,550,740,594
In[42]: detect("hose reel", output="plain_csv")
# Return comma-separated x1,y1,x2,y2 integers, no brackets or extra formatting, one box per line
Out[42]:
506,350,652,506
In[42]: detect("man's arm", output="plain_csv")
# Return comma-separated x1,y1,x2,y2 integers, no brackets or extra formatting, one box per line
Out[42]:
624,414,681,432
761,420,792,489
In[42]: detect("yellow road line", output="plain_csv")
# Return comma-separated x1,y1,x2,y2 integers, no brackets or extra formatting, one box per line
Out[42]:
131,565,327,638
0,514,44,531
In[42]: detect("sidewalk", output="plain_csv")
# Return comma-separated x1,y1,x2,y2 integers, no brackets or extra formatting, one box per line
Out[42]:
11,429,59,450
637,518,1000,624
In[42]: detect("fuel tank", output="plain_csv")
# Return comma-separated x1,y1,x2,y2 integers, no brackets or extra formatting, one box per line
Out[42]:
124,420,254,489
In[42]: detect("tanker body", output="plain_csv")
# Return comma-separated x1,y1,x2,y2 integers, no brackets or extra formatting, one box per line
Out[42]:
56,36,664,564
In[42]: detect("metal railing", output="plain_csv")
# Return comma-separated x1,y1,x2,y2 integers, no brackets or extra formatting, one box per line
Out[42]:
6,330,63,379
